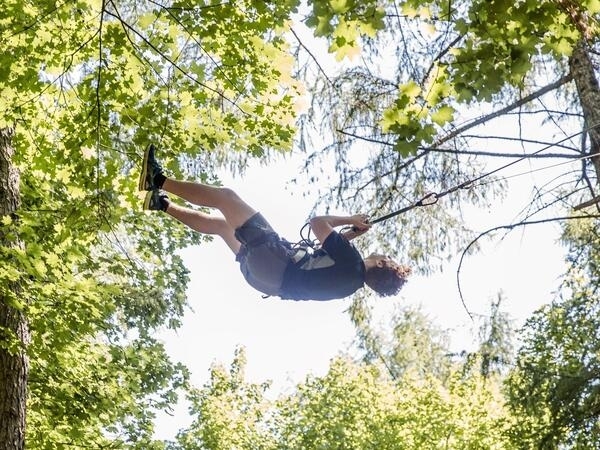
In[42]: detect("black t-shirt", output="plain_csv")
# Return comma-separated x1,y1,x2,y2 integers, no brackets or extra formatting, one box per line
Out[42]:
280,231,365,300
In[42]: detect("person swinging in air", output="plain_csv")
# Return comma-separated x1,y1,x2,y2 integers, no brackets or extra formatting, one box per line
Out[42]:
140,144,411,301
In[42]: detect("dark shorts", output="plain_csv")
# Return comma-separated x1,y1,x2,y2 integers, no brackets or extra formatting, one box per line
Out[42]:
234,213,292,296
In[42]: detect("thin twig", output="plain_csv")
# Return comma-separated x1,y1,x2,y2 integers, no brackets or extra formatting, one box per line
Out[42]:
290,27,332,85
96,0,106,222
456,214,600,320
105,1,246,114
436,75,574,146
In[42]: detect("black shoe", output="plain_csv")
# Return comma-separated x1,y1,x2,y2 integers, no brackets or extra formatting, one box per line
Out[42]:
143,190,169,211
139,144,164,191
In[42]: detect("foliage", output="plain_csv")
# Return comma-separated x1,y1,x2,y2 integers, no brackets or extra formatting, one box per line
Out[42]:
27,336,188,448
348,294,452,380
173,347,275,450
274,356,513,449
505,217,600,448
173,348,514,450
475,293,514,378
1,0,301,446
306,0,598,124
305,0,385,60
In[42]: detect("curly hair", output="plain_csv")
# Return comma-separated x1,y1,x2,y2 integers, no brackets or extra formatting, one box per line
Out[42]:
365,264,411,297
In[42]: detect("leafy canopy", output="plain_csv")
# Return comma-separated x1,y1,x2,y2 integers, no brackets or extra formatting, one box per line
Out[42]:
1,0,302,446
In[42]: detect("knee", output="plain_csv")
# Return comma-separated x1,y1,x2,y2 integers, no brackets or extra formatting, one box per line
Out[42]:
218,187,243,205
220,187,239,200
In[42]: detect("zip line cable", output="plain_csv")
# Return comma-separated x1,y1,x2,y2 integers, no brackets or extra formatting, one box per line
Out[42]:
371,151,595,225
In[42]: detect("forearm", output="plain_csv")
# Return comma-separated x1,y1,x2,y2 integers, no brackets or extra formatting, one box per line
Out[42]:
309,215,355,228
309,214,370,244
340,228,360,241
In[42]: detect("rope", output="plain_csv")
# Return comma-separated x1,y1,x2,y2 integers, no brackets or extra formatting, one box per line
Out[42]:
369,192,439,224
297,126,597,249
298,222,317,248
369,127,595,224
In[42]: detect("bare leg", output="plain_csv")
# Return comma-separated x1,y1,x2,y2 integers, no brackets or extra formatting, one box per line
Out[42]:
162,178,256,230
166,202,241,254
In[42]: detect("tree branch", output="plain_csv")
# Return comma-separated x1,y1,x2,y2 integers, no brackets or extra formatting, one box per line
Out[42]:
435,75,573,146
105,0,246,114
336,129,581,159
456,213,600,320
290,27,332,85
459,134,579,152
96,0,106,220
419,146,580,159
421,34,463,85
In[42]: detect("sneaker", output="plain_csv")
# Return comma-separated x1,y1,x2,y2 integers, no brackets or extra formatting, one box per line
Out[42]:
139,143,164,191
143,189,169,211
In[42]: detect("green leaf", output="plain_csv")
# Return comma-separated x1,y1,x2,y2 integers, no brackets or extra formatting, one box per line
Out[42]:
394,139,419,156
587,0,600,13
400,80,422,99
431,105,455,126
330,0,350,14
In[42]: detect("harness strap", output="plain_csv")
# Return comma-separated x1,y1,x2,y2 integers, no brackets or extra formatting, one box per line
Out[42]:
281,239,311,266
290,247,309,265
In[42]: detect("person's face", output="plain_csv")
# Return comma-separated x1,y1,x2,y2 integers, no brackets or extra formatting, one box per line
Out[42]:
366,253,401,272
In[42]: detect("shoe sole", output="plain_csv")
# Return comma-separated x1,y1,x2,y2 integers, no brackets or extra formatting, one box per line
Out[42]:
142,191,153,210
138,144,152,191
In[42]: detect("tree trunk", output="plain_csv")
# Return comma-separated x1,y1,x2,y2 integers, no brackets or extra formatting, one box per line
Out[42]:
569,42,600,181
0,127,28,450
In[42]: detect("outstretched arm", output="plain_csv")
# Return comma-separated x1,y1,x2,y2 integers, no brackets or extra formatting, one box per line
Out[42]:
309,214,371,244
